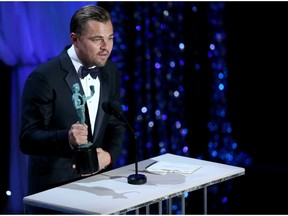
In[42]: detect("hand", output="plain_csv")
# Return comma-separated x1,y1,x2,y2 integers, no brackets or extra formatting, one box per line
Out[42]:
68,122,89,146
90,85,95,95
96,148,111,170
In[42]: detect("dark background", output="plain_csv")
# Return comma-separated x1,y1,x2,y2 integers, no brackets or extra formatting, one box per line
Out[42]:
221,2,288,214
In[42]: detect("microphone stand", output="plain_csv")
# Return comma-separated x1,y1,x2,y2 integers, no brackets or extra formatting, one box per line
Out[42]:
102,101,147,185
122,116,147,185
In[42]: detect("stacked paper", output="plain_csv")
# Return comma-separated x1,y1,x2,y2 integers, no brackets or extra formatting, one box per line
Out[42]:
145,161,201,175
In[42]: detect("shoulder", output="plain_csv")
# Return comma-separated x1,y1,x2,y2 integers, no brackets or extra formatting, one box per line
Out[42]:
31,48,72,78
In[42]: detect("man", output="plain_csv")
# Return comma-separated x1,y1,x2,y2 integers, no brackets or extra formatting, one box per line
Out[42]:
19,4,126,197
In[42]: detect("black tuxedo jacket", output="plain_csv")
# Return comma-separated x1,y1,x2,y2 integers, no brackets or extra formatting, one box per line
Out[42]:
19,46,126,195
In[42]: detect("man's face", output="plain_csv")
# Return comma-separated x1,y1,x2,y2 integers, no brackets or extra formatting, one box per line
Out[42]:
73,20,114,68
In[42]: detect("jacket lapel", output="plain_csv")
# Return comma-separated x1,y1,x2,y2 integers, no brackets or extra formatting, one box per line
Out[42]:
93,67,109,140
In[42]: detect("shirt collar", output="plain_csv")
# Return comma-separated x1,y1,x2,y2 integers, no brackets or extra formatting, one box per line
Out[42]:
67,44,82,74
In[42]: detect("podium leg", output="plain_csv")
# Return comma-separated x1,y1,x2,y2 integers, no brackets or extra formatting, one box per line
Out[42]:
158,201,162,214
181,193,185,214
204,187,207,214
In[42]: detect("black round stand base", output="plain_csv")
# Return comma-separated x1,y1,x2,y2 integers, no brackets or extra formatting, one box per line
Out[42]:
127,174,147,185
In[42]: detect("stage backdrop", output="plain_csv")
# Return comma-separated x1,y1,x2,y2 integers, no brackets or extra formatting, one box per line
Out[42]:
0,2,251,214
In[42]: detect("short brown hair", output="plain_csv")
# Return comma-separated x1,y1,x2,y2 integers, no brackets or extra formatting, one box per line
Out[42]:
70,5,112,37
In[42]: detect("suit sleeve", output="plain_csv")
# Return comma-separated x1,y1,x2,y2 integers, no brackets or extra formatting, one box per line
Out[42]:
19,70,72,157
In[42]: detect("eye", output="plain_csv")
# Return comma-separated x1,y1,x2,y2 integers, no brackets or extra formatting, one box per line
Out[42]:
93,38,102,43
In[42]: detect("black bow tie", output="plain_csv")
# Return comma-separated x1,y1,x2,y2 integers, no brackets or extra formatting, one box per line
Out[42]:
81,66,100,79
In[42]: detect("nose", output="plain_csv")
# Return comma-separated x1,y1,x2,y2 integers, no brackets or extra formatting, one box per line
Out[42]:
100,39,109,50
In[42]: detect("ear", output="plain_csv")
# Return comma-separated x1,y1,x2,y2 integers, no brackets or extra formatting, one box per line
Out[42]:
70,33,78,45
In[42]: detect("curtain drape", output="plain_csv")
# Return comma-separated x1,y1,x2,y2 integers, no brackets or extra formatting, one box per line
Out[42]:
0,2,94,213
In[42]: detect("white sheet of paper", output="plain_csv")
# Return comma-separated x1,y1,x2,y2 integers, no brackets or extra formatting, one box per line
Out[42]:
145,161,201,174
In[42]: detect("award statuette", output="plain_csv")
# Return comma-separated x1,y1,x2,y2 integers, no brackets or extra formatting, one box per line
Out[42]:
71,83,99,175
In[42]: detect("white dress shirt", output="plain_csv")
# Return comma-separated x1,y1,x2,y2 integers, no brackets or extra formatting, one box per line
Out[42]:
67,45,100,135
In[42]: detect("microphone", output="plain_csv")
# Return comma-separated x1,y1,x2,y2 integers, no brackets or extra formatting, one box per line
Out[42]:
102,101,147,185
102,101,124,121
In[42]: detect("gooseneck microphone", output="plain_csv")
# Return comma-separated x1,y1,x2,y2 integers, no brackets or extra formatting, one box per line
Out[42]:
102,101,147,185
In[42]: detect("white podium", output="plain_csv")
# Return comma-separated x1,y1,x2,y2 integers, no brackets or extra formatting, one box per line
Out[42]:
23,153,245,214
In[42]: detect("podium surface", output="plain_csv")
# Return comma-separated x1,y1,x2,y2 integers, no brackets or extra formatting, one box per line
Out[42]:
23,153,245,214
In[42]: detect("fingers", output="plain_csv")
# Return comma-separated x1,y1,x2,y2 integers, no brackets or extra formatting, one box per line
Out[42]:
96,148,111,169
68,123,89,146
96,147,103,153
